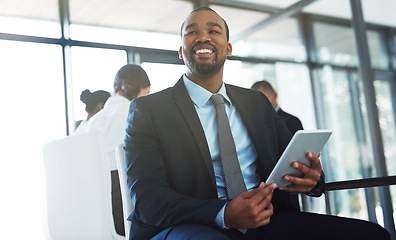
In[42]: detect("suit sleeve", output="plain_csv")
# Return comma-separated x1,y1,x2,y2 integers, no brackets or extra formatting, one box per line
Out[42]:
123,98,227,229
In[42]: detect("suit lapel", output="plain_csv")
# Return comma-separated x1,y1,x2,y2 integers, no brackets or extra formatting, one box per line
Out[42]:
226,84,274,178
172,78,217,187
226,84,260,145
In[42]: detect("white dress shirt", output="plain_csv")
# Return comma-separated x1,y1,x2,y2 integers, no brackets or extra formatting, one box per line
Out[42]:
83,95,131,171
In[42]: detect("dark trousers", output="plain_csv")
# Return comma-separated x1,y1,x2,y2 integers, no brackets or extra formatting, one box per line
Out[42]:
151,211,391,240
111,170,125,236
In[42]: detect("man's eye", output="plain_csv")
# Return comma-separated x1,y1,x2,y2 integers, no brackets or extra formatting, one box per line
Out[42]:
210,30,219,34
187,31,197,35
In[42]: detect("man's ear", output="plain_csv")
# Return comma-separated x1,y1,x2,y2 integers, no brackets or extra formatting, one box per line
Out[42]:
227,43,232,55
178,46,183,59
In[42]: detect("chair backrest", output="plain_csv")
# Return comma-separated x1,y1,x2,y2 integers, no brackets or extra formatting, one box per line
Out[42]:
115,144,134,240
42,131,124,240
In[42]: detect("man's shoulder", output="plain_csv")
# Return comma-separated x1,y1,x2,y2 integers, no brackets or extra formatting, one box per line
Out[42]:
138,86,174,102
225,83,264,99
277,108,303,132
278,108,300,120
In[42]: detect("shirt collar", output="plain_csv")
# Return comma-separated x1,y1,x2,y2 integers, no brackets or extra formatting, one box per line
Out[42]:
183,74,232,108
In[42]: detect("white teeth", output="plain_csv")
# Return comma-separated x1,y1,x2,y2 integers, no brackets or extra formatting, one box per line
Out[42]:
196,49,212,54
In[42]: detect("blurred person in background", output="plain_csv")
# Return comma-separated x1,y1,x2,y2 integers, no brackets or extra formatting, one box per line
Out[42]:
251,80,303,135
73,89,110,135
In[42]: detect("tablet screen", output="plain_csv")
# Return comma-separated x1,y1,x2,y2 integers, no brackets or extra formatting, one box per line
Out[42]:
265,130,332,188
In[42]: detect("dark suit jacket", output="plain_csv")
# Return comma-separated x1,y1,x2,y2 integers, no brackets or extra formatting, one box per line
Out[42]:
124,77,320,240
277,108,303,135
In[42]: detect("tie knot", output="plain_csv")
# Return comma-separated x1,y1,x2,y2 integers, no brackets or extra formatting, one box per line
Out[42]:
210,94,224,106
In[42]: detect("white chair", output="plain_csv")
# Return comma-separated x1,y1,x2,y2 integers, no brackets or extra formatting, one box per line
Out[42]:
42,131,124,240
115,144,134,240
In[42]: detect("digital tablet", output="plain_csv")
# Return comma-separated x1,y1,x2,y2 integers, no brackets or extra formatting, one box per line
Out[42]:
265,129,332,188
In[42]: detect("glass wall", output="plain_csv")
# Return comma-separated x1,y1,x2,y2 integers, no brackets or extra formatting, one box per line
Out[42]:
141,62,185,94
373,77,396,225
313,22,358,67
313,22,389,69
314,67,376,182
223,60,275,88
312,66,384,222
393,35,396,69
374,79,396,176
0,40,66,239
232,18,306,62
367,31,389,69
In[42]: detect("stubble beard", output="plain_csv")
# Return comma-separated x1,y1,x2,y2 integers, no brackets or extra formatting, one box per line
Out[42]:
185,51,226,79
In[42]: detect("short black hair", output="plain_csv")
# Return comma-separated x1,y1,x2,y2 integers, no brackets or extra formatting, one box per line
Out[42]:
251,80,275,94
80,89,111,113
180,7,230,42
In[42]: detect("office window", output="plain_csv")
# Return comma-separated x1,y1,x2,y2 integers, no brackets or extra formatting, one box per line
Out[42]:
334,188,370,220
313,66,387,224
374,79,396,226
70,46,127,126
393,35,396,68
373,80,396,176
313,22,358,67
68,0,192,50
391,185,396,227
234,17,306,62
274,62,316,129
0,0,60,38
315,66,376,181
313,22,390,69
141,62,185,94
367,31,389,69
223,60,275,89
0,40,65,239
211,5,305,61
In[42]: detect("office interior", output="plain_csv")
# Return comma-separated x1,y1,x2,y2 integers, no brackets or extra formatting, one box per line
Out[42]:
1,0,396,239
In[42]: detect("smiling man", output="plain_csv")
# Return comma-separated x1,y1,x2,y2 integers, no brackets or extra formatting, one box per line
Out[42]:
123,7,390,240
179,9,231,81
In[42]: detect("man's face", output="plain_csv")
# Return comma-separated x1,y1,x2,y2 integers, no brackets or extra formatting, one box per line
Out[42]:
179,10,232,78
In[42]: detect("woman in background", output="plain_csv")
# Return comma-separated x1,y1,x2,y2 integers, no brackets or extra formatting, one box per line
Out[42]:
73,89,110,134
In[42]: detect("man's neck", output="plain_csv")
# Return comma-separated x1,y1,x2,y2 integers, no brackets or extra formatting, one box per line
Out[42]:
186,70,224,94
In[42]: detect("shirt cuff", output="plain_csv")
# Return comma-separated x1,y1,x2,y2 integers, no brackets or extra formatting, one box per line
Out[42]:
215,203,229,229
306,171,325,197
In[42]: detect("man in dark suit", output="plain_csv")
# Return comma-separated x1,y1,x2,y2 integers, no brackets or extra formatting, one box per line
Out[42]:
251,80,303,136
123,7,390,240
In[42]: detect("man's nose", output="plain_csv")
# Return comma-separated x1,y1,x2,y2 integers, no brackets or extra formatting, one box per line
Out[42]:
195,33,211,42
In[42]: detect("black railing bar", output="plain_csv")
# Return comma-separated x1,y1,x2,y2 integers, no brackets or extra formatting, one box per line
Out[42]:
325,176,396,191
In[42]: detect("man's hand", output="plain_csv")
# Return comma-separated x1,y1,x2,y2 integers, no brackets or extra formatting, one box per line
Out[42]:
279,152,322,193
224,182,277,229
